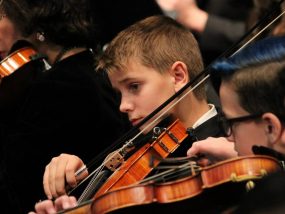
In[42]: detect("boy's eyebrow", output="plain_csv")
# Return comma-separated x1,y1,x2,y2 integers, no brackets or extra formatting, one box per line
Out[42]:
118,77,136,84
111,78,132,92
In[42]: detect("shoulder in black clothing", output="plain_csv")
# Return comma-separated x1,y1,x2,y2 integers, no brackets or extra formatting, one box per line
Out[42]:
0,50,131,213
233,171,285,214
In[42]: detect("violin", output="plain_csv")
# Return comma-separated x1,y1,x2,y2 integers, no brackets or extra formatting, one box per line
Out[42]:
0,46,41,78
56,119,188,214
0,45,47,110
0,44,48,115
91,119,189,199
90,155,283,214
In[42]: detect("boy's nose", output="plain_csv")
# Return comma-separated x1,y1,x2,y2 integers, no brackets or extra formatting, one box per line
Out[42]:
119,98,134,113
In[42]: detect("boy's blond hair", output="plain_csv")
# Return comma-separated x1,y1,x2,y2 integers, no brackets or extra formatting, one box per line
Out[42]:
97,15,206,99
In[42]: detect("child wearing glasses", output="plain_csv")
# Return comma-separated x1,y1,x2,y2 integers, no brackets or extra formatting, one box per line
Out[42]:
187,35,285,213
188,35,285,160
213,35,285,213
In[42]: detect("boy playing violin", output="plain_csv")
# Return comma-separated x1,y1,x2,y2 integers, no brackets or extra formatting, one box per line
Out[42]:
29,15,236,213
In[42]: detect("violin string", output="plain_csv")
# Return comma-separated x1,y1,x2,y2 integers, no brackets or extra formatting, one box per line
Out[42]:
68,163,104,195
154,165,195,170
158,155,201,163
158,167,196,182
78,172,102,202
69,149,124,196
77,173,99,203
137,163,188,184
138,162,201,185
140,166,200,184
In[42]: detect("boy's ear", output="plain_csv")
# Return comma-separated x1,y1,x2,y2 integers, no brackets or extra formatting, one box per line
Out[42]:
262,113,283,144
169,61,189,92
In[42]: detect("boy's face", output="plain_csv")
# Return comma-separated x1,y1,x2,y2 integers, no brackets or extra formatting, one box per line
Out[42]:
219,81,269,156
109,58,177,130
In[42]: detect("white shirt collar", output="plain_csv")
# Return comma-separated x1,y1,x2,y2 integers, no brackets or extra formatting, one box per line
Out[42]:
192,104,217,129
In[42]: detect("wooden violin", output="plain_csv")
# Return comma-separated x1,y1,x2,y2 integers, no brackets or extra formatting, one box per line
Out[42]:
90,155,283,214
91,118,189,199
0,46,41,78
55,118,189,214
0,45,47,110
0,45,48,113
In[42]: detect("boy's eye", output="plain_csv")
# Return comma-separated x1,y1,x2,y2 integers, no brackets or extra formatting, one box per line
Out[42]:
128,83,140,92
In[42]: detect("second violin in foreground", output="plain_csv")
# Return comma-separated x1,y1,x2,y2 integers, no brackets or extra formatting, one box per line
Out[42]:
90,155,283,214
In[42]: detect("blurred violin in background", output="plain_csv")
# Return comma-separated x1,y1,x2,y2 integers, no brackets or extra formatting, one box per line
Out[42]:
0,42,46,112
0,46,39,78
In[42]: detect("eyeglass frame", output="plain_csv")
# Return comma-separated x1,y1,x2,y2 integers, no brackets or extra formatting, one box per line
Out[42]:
219,113,264,137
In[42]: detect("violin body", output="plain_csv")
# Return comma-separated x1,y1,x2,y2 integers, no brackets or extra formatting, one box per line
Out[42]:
201,155,281,188
92,173,203,214
62,119,188,214
93,119,188,198
0,47,39,78
0,45,46,111
90,155,283,214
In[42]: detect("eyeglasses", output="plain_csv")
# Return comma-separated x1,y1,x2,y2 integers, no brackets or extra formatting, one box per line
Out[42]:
219,113,263,137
